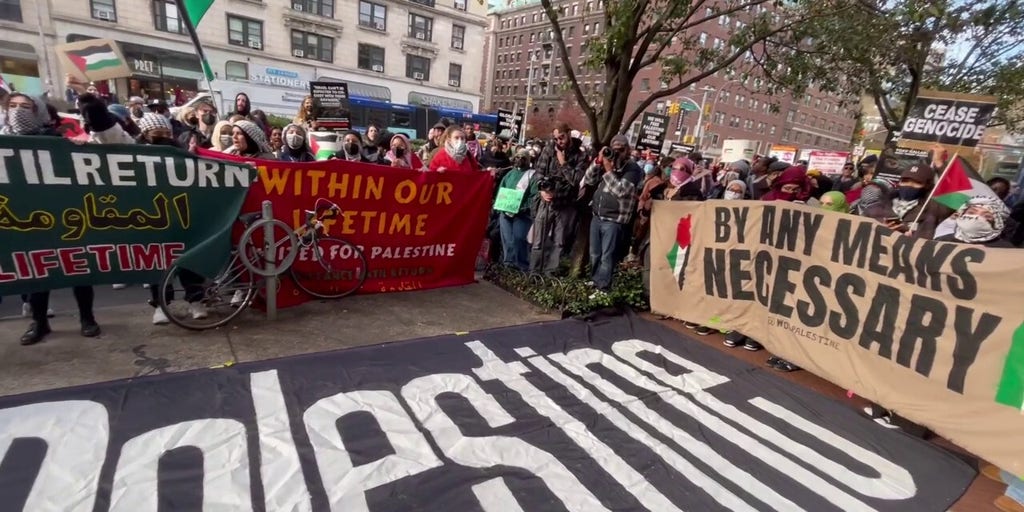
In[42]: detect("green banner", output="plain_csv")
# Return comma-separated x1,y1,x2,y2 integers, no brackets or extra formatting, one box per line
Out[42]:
493,187,525,214
0,136,256,295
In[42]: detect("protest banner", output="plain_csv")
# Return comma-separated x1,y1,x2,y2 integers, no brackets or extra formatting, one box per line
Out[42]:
0,136,255,295
636,113,670,154
900,90,997,150
874,147,931,185
309,81,351,131
807,150,851,176
651,200,1024,477
197,149,492,307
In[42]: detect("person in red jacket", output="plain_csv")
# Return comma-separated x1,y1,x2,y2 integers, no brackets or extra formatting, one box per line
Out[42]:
429,126,481,173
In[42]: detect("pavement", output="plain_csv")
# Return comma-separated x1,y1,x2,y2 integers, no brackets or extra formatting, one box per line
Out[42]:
0,280,557,396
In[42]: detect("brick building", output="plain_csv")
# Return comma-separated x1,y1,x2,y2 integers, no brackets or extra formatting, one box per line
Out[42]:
485,0,858,160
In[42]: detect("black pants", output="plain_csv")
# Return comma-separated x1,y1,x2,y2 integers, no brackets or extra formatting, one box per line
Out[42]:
530,203,578,276
29,287,94,324
149,269,205,306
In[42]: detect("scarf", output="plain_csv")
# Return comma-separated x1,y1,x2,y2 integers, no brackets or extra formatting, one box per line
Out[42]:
4,108,44,135
892,198,918,220
954,196,1009,243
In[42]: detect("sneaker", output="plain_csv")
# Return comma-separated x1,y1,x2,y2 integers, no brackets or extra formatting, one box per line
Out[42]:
46,308,55,318
189,302,209,319
21,303,29,317
111,284,127,290
142,283,151,289
694,325,713,335
683,321,699,329
743,340,764,351
230,290,246,307
874,415,900,430
723,331,745,347
152,308,170,325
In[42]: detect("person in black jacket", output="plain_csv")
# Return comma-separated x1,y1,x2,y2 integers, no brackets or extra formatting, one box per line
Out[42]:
529,122,589,275
277,123,316,162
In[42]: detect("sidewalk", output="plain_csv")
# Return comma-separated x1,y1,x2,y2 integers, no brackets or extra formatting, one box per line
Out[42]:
0,281,557,397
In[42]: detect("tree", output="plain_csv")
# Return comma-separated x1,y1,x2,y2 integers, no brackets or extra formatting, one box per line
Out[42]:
538,0,857,147
526,93,591,138
761,0,1024,141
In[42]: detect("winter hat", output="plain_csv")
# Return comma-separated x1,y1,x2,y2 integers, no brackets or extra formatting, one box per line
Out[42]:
390,133,410,147
107,104,130,121
728,160,751,175
233,119,272,153
78,93,117,133
727,179,747,195
768,160,791,172
610,134,630,148
136,112,173,134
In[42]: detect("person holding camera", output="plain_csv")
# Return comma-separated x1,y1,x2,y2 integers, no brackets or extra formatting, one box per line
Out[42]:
582,135,644,292
530,123,589,275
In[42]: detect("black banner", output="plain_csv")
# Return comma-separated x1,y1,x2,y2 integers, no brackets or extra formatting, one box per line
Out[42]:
900,93,996,147
310,81,351,131
637,113,670,154
0,315,973,511
496,108,523,141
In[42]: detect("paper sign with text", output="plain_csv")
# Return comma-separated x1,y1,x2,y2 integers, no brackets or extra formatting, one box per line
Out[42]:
493,188,525,214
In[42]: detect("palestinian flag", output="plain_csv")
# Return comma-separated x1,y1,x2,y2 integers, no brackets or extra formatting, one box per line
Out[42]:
932,156,992,211
181,0,214,26
995,322,1024,411
67,44,122,73
666,215,692,288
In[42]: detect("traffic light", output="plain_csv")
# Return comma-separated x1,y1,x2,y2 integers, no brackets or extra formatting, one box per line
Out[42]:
683,135,695,144
668,102,680,115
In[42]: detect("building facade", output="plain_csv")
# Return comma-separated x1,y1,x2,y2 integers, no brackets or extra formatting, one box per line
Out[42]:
0,0,59,97
4,0,488,116
485,0,858,159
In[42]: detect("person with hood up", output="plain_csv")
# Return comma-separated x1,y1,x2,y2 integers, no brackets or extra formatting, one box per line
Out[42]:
762,165,811,202
382,133,424,170
210,120,234,151
496,149,539,270
710,168,742,199
3,93,102,345
331,131,372,162
935,196,1015,248
429,125,481,173
223,119,277,159
665,158,706,201
175,106,208,150
230,92,253,120
77,93,135,144
886,163,952,240
819,191,849,213
277,123,316,162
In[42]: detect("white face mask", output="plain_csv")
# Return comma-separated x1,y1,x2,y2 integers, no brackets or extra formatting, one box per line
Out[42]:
955,215,998,242
220,134,232,147
447,139,468,158
285,133,304,149
723,191,743,201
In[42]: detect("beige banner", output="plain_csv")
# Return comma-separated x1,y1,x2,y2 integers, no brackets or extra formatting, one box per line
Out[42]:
651,200,1024,476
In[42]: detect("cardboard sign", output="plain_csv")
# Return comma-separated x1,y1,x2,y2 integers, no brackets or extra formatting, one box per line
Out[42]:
875,147,930,185
309,81,351,131
493,187,525,213
900,90,997,148
496,109,524,141
636,113,670,154
807,150,851,176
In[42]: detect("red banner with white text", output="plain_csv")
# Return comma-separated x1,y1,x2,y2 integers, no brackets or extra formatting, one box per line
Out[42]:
197,149,492,308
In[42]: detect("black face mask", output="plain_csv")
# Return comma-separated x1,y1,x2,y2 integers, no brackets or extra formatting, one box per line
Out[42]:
201,112,217,125
394,147,406,158
344,143,360,155
150,136,177,146
898,185,925,201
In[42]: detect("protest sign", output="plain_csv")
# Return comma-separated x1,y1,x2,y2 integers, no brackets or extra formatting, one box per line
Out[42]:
900,90,997,149
874,147,931,185
670,143,695,155
768,145,797,163
54,39,132,83
636,113,670,154
0,136,255,295
493,188,524,214
496,108,523,141
807,150,851,176
309,81,351,131
651,200,1024,477
197,149,492,307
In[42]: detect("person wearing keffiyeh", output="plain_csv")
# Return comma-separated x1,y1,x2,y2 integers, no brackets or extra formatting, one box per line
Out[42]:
222,119,277,159
382,133,424,170
935,196,1015,248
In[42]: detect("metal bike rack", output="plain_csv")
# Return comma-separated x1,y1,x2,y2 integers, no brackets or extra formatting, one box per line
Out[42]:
261,200,278,320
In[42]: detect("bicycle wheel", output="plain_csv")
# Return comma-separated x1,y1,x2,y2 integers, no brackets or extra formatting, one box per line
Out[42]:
238,218,300,277
290,236,368,299
158,257,257,331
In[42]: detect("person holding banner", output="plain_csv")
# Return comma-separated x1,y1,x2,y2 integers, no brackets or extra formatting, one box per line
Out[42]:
331,131,373,163
494,149,538,270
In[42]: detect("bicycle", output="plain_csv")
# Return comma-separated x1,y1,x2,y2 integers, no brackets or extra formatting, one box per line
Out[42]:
157,198,368,330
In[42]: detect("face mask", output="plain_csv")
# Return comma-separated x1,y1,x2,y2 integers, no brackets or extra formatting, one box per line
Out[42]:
220,135,233,147
344,143,360,155
955,215,997,242
897,186,924,201
448,140,468,158
393,147,406,158
201,113,217,125
130,107,144,119
149,136,176,146
777,192,798,202
724,191,743,201
6,108,42,134
286,133,304,149
643,163,655,174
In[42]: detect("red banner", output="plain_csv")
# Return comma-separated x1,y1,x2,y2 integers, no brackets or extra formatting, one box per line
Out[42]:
197,149,492,308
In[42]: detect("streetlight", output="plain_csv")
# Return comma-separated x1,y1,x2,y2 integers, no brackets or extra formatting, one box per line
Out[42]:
521,56,536,146
695,86,715,149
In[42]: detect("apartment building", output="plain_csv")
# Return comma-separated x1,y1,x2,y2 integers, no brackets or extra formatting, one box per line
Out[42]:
2,0,488,115
486,0,858,157
0,0,58,96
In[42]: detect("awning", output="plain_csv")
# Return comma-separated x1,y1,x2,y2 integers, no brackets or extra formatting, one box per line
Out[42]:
318,77,391,101
0,41,37,61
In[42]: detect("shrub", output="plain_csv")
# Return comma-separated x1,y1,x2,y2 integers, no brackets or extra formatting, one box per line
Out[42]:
484,262,649,316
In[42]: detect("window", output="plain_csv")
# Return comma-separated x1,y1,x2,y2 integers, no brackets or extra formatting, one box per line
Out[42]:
449,63,462,86
410,0,435,7
408,14,433,41
583,23,589,34
406,55,431,80
358,44,385,72
225,61,248,81
593,22,600,33
640,78,650,91
294,0,334,17
451,24,465,49
572,4,578,15
711,134,720,145
359,1,386,30
783,130,790,141
586,1,593,11
799,113,807,124
786,110,795,122
228,16,263,49
815,98,821,109
705,7,713,17
153,0,186,34
568,26,575,38
454,0,466,10
530,33,536,43
91,0,117,21
698,32,707,46
770,125,776,135
291,29,334,62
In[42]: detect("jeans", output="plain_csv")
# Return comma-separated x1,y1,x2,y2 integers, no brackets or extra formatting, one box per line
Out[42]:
499,214,532,271
589,217,625,290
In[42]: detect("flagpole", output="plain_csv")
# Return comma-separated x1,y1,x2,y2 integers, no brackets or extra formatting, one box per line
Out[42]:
174,0,217,110
910,152,958,230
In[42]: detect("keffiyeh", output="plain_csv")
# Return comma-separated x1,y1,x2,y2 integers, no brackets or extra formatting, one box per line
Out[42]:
136,113,173,134
954,195,1010,243
234,120,273,154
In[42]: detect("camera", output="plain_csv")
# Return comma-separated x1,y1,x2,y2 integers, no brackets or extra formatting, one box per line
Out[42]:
537,176,557,192
601,146,614,159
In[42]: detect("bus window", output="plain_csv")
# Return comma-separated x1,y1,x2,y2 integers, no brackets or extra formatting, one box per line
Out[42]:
391,110,412,128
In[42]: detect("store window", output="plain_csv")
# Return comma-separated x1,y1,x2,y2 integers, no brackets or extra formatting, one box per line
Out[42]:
227,16,263,49
358,1,386,30
448,63,462,86
291,30,334,62
408,14,433,41
294,0,334,17
406,55,430,81
451,24,465,50
358,44,385,72
225,61,248,81
90,0,117,21
152,0,186,34
0,0,21,22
